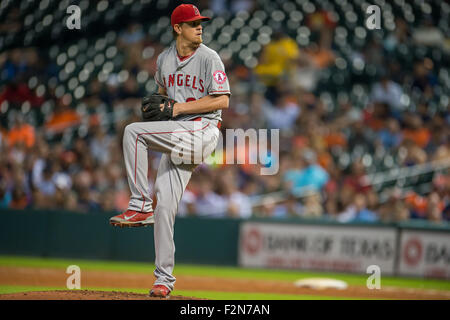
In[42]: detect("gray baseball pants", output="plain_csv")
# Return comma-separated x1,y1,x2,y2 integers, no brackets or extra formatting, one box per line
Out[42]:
122,118,220,291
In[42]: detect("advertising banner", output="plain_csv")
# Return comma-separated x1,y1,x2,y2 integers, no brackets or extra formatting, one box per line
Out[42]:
239,222,397,274
399,230,450,279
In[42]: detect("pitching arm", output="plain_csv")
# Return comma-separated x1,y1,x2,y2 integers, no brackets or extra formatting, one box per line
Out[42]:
172,94,229,117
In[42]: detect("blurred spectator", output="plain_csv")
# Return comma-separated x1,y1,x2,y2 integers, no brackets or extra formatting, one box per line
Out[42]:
0,179,11,208
7,114,35,149
370,72,404,112
332,101,363,129
253,196,277,218
0,80,44,107
230,0,256,14
305,33,335,70
262,93,300,130
34,164,56,196
193,176,228,218
245,92,271,129
89,126,114,165
118,75,142,100
363,38,384,68
384,18,410,52
222,92,252,129
284,148,329,194
378,189,410,223
426,192,445,223
45,97,81,134
412,16,445,47
397,139,427,166
178,188,198,217
347,120,375,153
376,118,403,150
1,49,27,82
271,196,303,219
432,140,450,162
9,186,28,209
0,7,21,34
207,0,227,15
254,31,300,103
324,194,339,218
412,59,438,99
306,8,337,33
342,160,371,194
405,191,428,219
0,125,5,148
433,174,450,221
301,191,323,218
63,191,79,211
402,114,431,149
365,102,390,131
217,168,252,219
117,23,145,47
99,189,118,212
293,53,319,92
424,113,446,155
337,193,379,223
337,184,356,211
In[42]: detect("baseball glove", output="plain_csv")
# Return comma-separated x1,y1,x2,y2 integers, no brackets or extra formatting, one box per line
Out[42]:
141,93,176,121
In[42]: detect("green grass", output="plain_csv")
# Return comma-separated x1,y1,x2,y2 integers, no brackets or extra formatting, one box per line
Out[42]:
1,255,449,292
173,290,371,300
0,285,63,294
0,285,150,295
0,285,373,300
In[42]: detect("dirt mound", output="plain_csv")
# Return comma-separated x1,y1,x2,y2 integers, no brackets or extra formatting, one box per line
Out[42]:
0,290,205,300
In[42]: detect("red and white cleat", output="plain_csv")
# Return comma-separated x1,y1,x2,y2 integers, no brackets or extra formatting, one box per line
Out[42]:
109,210,154,228
150,285,171,298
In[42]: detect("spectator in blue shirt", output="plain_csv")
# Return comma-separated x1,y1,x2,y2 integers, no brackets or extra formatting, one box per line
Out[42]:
337,193,379,223
377,117,403,150
283,148,329,195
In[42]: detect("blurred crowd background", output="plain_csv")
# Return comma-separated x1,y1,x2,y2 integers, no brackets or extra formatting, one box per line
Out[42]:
0,0,449,224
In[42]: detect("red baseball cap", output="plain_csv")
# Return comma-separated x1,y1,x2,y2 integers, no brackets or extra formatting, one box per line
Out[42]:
171,4,210,27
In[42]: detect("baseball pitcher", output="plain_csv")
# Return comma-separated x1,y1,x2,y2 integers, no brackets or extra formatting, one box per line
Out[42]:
109,4,230,298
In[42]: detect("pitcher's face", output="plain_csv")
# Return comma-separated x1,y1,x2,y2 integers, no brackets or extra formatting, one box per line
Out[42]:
178,20,203,44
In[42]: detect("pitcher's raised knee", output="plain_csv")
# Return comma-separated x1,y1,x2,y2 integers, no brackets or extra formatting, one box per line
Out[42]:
124,123,141,138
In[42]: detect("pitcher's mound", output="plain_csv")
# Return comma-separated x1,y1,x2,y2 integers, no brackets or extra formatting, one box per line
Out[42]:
0,290,206,300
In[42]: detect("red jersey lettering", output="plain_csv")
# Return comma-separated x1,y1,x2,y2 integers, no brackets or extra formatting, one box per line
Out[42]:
177,74,183,86
192,76,198,90
199,79,204,93
168,74,175,87
185,75,191,87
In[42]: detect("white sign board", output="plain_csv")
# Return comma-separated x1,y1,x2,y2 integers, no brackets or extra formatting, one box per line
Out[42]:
239,222,397,274
399,230,450,279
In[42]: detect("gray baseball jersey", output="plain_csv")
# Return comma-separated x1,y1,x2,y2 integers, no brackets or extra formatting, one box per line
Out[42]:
155,43,231,121
121,43,230,292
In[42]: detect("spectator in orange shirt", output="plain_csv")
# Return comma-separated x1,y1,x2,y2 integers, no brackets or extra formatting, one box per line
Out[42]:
405,191,428,219
402,114,431,148
7,114,35,148
324,131,347,148
305,31,335,69
45,96,81,134
9,186,28,209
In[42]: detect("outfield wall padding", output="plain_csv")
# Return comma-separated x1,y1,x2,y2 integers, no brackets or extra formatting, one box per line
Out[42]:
0,209,240,265
0,209,448,278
